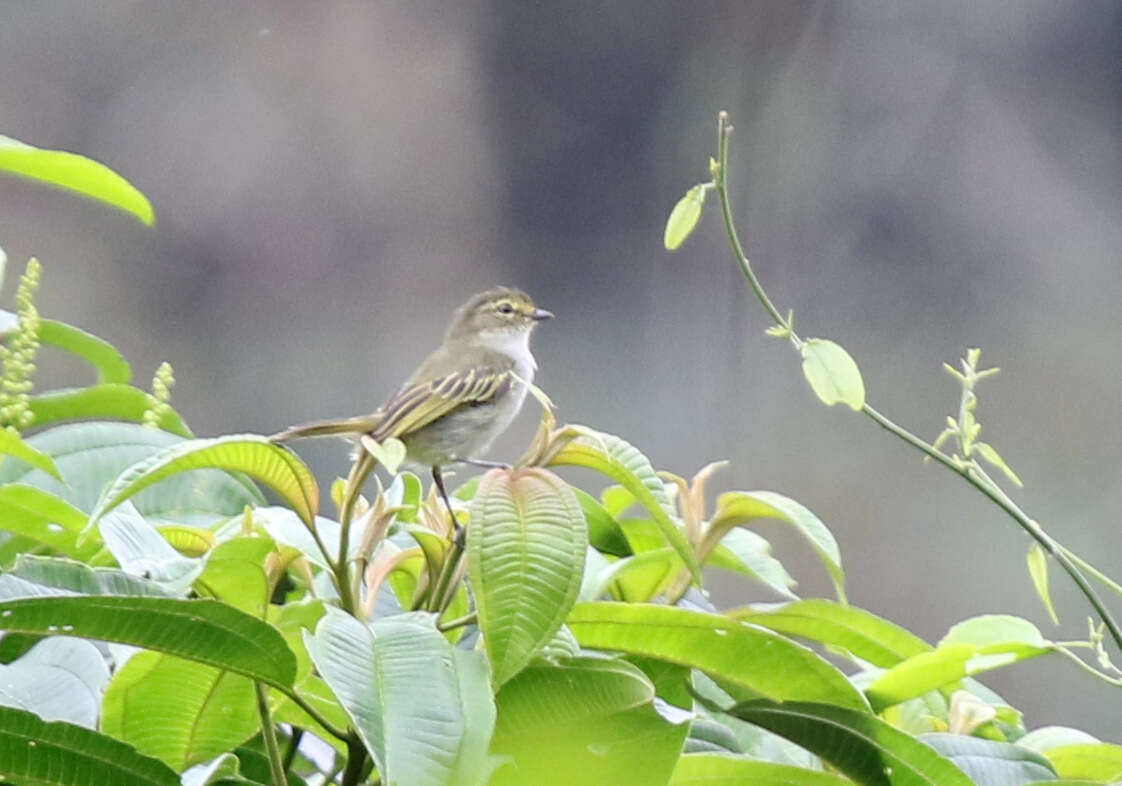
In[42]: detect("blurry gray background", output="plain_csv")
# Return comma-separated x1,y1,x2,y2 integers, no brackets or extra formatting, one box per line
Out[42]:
2,2,1121,738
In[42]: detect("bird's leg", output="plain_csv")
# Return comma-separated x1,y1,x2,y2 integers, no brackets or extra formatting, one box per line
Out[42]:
432,465,465,548
460,457,512,470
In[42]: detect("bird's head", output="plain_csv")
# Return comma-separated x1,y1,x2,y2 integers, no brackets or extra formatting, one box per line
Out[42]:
445,287,553,342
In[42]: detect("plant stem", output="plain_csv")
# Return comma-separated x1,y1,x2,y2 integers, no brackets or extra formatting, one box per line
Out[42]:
437,611,477,632
712,109,1122,657
277,686,349,743
426,536,465,614
341,734,369,786
254,682,287,786
282,727,304,774
336,451,375,614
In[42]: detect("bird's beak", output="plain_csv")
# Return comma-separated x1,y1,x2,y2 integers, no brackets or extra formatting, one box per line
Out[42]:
530,307,554,321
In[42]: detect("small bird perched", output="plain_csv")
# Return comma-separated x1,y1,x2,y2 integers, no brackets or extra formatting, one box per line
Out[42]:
271,286,553,534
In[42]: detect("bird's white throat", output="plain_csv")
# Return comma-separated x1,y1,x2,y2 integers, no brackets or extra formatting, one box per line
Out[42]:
480,327,537,374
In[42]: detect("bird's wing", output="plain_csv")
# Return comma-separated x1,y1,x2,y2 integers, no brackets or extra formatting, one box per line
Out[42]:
372,366,512,441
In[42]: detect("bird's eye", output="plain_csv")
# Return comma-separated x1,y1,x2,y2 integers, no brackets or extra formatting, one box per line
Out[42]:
497,302,514,314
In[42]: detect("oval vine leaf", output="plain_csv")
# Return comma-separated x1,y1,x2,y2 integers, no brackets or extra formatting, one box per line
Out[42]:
1044,743,1122,782
305,609,497,786
29,384,191,436
0,595,296,688
469,468,588,686
547,430,701,584
664,183,707,251
568,602,867,711
715,700,973,786
1026,543,1059,625
0,427,61,480
0,705,179,786
0,134,155,225
801,337,866,410
38,319,131,384
89,434,318,530
669,754,853,786
920,733,1057,785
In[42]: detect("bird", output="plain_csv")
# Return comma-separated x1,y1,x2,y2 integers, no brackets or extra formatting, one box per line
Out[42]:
270,286,553,537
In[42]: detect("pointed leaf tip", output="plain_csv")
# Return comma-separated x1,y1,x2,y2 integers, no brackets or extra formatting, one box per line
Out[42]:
801,338,866,410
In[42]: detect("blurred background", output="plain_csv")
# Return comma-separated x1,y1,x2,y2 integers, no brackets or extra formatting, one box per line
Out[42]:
2,1,1121,737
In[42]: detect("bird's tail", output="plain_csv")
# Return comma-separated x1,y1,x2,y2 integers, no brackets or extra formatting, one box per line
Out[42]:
269,414,381,443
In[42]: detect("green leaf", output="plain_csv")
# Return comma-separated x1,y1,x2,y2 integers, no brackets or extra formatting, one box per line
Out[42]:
1019,726,1100,753
29,384,191,436
707,528,797,600
714,700,973,786
0,423,263,524
194,536,275,615
0,484,100,560
664,183,708,251
491,657,686,786
0,134,154,225
581,548,677,603
38,319,132,384
573,487,631,556
567,602,867,711
0,427,61,479
800,338,866,410
732,599,931,668
866,616,1050,712
0,595,296,687
0,705,179,785
0,637,109,728
1026,543,1059,625
547,430,701,583
707,491,845,601
974,441,1023,487
89,434,318,530
669,754,853,786
469,468,588,686
101,651,258,770
305,609,496,786
1045,744,1122,782
920,733,1057,785
5,554,174,596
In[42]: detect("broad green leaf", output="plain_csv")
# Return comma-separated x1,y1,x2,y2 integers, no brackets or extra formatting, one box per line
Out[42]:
572,487,631,556
920,733,1056,785
669,754,852,786
707,491,845,601
1046,744,1122,782
0,134,154,225
582,548,677,603
707,528,797,599
664,183,708,251
547,431,701,583
801,338,865,410
469,468,588,686
0,705,179,785
491,657,686,786
0,595,296,687
0,484,100,560
305,609,496,786
89,434,317,530
0,423,263,524
5,554,174,597
193,536,275,615
568,602,867,711
38,319,131,384
1019,726,1100,753
732,599,931,668
1026,543,1059,625
30,384,191,436
683,718,741,755
0,427,60,479
716,700,972,786
101,651,257,770
0,637,108,728
99,502,204,592
866,616,1051,712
